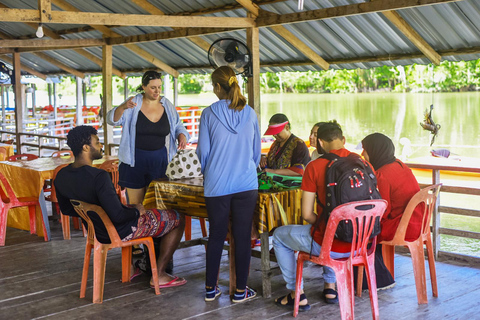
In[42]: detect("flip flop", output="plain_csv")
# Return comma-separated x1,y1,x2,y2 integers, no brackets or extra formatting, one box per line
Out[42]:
129,267,142,281
323,288,339,304
150,276,187,289
275,293,311,312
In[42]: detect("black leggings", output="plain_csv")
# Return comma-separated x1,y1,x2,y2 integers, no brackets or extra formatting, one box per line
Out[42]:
205,190,258,290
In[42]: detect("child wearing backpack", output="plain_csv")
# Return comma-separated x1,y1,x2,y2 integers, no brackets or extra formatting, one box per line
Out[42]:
273,121,357,312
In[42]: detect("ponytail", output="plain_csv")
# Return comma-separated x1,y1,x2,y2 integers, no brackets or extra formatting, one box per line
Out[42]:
212,66,246,111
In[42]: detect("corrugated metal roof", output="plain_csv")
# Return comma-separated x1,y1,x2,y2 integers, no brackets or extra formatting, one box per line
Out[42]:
0,0,480,78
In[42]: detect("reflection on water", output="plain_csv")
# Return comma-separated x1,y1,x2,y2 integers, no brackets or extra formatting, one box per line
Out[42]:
179,91,480,158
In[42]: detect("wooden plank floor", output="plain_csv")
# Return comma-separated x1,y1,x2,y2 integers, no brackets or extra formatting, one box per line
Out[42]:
1,219,479,320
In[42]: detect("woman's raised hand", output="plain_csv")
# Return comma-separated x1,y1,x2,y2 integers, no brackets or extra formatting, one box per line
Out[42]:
177,133,187,149
122,96,136,110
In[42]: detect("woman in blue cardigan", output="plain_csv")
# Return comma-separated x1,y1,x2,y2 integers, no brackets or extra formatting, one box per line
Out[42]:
197,66,261,303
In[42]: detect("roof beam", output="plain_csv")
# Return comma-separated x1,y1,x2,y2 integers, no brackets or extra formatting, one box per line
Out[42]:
0,38,105,48
131,0,211,52
256,0,462,27
52,0,179,78
0,8,255,28
176,0,288,16
0,55,48,80
38,0,52,23
33,52,85,78
237,0,329,70
382,10,441,65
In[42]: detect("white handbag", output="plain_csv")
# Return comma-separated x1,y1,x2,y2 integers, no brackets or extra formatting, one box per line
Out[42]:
166,149,202,180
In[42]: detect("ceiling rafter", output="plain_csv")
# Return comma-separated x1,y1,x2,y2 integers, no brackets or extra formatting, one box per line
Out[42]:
130,0,211,52
236,0,329,70
0,54,47,80
51,0,179,78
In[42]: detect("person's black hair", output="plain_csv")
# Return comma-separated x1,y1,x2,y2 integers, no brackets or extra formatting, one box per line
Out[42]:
136,70,162,93
67,125,98,157
269,113,291,129
316,120,343,142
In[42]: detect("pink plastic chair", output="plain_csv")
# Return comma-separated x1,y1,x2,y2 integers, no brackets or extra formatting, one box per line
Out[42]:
7,154,38,161
99,159,127,205
70,200,160,303
381,184,441,304
294,200,387,319
0,171,46,246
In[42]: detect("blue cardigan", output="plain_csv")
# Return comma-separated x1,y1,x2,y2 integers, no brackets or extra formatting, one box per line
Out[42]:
107,94,190,167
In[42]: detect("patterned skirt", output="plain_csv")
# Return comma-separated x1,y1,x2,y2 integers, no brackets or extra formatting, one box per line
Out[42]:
122,209,180,241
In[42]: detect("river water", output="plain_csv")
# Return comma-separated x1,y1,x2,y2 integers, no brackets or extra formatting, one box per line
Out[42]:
179,91,480,159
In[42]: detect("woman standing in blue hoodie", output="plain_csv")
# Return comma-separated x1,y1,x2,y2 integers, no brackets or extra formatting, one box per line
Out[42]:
197,66,261,303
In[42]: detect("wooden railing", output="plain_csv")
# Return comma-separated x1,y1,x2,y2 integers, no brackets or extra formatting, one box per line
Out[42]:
406,161,480,263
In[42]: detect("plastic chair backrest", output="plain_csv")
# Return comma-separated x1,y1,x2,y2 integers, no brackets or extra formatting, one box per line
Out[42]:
388,184,442,245
70,200,122,246
0,147,8,161
320,200,387,266
0,170,18,203
50,164,70,203
99,159,121,191
7,154,38,161
51,150,74,159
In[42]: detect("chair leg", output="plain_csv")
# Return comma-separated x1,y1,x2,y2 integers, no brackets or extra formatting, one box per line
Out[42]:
61,213,71,240
73,216,80,230
382,244,395,279
425,236,438,297
364,259,380,320
293,254,306,318
121,246,132,283
356,265,364,297
184,215,192,241
93,244,109,304
200,218,207,237
80,242,93,298
37,205,49,242
28,205,37,235
144,239,160,295
408,241,428,304
336,264,355,320
0,207,8,246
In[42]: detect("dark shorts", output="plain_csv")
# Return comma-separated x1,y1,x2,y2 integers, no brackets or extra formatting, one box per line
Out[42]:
122,209,180,241
119,147,168,189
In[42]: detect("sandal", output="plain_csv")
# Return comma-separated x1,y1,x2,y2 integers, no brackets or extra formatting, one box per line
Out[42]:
323,288,339,304
275,293,311,312
132,245,144,257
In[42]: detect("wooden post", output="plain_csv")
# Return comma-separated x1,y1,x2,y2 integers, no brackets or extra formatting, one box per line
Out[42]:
31,84,36,117
82,81,87,107
76,76,83,125
102,44,114,156
163,74,171,101
12,52,23,153
173,77,178,107
246,17,261,126
432,169,441,259
47,83,52,106
124,76,129,101
53,82,58,119
1,85,5,130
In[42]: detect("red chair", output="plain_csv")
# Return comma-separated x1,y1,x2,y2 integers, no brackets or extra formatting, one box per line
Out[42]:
7,154,38,161
379,184,441,304
51,150,74,159
184,216,207,241
294,200,387,319
45,164,85,240
0,171,46,246
70,200,160,303
99,159,127,205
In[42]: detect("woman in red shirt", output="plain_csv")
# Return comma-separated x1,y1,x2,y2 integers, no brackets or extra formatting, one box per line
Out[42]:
358,133,423,290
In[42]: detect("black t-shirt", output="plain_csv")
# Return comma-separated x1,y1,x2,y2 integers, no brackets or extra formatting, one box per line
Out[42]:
135,110,170,151
54,164,139,243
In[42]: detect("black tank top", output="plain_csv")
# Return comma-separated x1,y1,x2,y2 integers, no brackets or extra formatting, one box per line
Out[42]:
135,110,170,151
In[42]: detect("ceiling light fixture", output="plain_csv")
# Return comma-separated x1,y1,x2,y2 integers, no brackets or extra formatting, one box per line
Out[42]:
298,0,304,11
36,23,44,38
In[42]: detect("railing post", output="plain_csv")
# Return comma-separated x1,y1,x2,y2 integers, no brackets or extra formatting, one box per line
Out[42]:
432,169,441,259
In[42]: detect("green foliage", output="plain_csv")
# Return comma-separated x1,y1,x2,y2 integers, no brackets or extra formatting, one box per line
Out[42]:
178,74,207,94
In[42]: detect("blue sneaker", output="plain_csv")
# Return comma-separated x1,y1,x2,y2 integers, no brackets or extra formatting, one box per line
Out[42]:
232,286,257,303
205,286,221,302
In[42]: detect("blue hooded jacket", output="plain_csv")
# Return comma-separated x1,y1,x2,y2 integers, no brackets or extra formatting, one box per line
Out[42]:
196,99,261,197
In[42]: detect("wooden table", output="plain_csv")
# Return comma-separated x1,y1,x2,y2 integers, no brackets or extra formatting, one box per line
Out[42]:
0,155,117,240
143,178,304,298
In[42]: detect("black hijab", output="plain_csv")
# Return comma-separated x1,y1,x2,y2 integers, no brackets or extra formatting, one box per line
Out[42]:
361,133,396,171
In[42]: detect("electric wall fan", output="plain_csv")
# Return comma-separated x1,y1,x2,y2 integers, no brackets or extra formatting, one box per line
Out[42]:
0,62,13,84
208,38,252,77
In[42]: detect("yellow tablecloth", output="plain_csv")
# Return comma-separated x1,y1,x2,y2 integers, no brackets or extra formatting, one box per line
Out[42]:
0,143,14,160
0,155,117,238
143,178,304,233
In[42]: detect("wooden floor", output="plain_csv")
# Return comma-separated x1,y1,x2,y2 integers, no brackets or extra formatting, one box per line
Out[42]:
1,219,480,320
